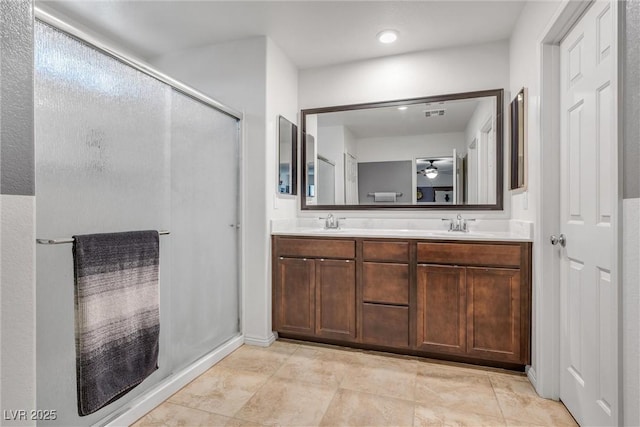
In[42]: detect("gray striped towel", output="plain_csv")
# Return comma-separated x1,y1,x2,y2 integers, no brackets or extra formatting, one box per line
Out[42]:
73,230,160,416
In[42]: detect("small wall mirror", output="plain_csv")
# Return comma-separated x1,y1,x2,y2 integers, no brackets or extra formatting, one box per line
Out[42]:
510,87,527,191
301,89,504,210
278,116,297,195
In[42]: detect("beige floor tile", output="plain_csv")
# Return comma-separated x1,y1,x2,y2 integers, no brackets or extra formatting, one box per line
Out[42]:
131,402,232,427
494,392,578,426
234,376,336,426
320,389,414,427
260,340,300,355
416,360,491,379
133,342,576,427
414,404,507,427
303,343,366,366
216,344,292,375
489,374,538,398
357,351,419,370
414,364,503,419
340,354,417,401
504,419,548,427
225,418,265,427
274,346,355,387
168,366,269,417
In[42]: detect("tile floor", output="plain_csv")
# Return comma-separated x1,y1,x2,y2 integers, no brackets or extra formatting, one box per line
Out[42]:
132,340,577,427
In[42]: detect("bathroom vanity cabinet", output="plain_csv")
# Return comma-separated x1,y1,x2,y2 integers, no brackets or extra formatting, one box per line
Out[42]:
273,238,356,341
272,235,532,369
416,242,528,364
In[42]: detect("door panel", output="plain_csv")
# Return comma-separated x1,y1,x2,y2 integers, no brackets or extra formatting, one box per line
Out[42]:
361,303,409,348
559,1,618,424
315,259,356,340
416,265,466,354
466,268,521,362
274,258,315,335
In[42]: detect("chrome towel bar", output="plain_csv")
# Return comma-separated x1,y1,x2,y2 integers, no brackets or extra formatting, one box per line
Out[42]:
367,192,403,197
36,230,170,245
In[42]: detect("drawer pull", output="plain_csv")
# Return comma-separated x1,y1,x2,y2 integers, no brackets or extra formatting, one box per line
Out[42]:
279,257,284,260
320,258,325,261
345,260,351,263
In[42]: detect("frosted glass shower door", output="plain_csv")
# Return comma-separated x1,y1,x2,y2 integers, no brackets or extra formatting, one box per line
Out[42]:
35,20,241,426
35,22,172,426
170,91,240,369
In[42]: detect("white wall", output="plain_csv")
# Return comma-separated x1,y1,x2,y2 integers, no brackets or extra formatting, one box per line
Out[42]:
300,40,509,109
265,38,299,343
508,0,563,401
267,38,299,220
152,38,273,344
465,99,497,204
465,99,495,147
623,199,640,426
1,0,36,424
355,132,465,163
153,36,299,346
509,1,564,222
1,196,36,426
299,40,509,218
317,125,346,204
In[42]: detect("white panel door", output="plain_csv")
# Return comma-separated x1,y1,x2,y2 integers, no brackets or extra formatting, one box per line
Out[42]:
452,148,458,203
344,152,358,205
559,1,618,425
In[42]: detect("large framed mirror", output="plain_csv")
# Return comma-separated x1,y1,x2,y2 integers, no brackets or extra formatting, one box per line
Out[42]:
301,89,504,210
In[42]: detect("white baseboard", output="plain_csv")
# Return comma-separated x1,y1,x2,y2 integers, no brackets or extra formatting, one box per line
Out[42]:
243,332,276,347
526,366,539,394
99,334,244,427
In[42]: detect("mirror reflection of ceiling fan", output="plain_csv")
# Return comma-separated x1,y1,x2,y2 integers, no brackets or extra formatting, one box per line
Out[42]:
417,160,439,178
416,158,454,178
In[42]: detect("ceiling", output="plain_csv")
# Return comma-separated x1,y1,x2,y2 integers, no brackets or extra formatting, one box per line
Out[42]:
38,0,526,69
316,96,488,138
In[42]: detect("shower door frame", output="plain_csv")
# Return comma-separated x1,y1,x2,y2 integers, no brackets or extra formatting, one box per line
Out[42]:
34,7,246,425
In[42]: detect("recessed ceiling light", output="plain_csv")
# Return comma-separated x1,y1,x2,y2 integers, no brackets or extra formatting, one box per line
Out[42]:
397,106,408,111
377,30,398,44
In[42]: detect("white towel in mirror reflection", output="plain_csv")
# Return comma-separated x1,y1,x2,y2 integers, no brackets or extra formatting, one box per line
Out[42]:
373,192,397,202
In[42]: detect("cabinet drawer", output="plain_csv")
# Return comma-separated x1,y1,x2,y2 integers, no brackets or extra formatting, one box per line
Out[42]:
276,238,355,259
363,262,409,305
361,304,409,348
417,242,521,268
363,241,409,262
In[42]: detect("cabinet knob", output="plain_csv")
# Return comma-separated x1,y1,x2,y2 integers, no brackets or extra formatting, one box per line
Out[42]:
345,260,351,263
320,258,325,261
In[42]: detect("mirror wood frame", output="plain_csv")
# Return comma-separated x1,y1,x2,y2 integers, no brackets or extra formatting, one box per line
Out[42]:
278,115,298,196
300,89,504,211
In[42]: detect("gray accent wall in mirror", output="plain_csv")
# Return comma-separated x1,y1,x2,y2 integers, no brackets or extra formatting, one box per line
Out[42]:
278,115,297,195
301,89,504,210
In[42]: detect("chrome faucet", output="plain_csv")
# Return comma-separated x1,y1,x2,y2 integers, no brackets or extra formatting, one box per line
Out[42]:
442,214,476,232
321,213,343,229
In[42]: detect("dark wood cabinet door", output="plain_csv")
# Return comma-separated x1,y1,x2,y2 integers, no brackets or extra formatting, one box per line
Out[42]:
416,265,466,355
361,303,409,348
466,267,521,362
274,257,315,336
362,262,409,305
315,259,356,340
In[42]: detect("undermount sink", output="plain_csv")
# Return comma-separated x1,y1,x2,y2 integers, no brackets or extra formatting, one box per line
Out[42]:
425,230,498,238
303,228,502,238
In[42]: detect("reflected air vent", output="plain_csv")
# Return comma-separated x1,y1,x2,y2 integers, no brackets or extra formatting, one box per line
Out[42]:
424,109,446,118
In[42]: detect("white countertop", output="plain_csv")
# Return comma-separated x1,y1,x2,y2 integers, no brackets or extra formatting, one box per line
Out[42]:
271,218,533,242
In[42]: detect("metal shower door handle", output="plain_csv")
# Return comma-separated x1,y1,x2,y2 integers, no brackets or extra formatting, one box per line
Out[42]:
550,234,566,247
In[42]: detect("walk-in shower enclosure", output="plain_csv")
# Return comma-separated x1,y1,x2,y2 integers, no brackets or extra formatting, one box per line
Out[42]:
35,19,242,426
